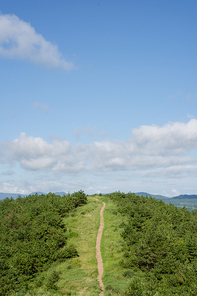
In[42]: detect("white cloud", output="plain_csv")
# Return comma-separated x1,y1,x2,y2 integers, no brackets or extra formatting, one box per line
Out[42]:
0,181,28,194
0,14,74,70
1,119,197,175
137,164,197,178
0,180,90,195
0,132,87,173
171,189,180,196
33,101,51,112
132,118,197,156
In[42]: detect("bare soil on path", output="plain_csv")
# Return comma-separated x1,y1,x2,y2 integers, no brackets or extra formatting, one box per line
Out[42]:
96,200,106,296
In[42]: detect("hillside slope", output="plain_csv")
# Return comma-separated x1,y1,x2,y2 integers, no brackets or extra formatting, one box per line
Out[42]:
106,192,197,295
2,192,197,295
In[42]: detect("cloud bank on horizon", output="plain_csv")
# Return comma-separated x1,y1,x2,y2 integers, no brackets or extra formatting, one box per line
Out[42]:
0,14,74,70
1,119,197,176
1,119,197,196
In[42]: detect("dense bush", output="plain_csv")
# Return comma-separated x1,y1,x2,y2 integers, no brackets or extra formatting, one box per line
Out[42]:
46,271,60,290
0,191,87,295
70,190,88,206
109,192,197,295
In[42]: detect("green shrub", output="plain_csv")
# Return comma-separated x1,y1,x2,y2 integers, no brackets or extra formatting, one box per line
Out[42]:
46,271,60,290
0,191,86,295
71,190,87,206
55,244,78,261
109,192,197,295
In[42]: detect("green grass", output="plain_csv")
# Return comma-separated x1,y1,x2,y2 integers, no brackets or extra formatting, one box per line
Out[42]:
100,196,131,296
22,197,103,296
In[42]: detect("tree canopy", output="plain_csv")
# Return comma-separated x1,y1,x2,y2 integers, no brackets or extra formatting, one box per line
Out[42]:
0,191,87,295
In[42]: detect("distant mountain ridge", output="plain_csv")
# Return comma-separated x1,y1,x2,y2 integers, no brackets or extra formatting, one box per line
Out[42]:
0,192,67,200
136,192,197,200
173,194,197,199
1,191,197,201
136,192,168,199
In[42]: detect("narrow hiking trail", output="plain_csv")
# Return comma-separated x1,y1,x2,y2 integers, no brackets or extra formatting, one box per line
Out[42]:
96,200,106,296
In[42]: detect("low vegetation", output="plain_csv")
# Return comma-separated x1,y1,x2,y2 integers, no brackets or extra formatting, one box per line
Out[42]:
0,191,87,295
1,191,197,295
107,192,197,295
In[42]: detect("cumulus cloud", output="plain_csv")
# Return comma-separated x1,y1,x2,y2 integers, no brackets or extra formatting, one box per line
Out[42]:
137,164,197,179
1,119,197,174
0,181,26,194
0,180,90,195
132,119,197,156
0,14,74,70
0,132,87,172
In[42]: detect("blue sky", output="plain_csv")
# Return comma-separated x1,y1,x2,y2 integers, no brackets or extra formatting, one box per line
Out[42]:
0,0,197,196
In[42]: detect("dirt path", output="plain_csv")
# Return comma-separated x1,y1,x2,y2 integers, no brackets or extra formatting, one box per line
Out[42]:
96,201,106,296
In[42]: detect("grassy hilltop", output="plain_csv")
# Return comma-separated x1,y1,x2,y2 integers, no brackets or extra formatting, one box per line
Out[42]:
1,192,197,295
104,192,197,295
